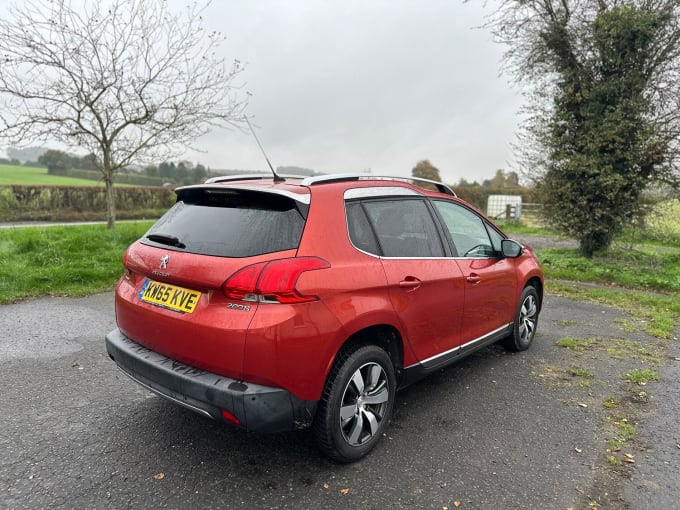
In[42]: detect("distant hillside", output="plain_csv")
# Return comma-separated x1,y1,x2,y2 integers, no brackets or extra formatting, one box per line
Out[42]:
5,146,47,163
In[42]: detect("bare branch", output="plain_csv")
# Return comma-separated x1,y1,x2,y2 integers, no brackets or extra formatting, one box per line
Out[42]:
0,0,248,227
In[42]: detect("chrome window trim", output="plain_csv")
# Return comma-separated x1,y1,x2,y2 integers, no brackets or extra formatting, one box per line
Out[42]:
349,251,500,261
344,187,421,199
344,229,500,260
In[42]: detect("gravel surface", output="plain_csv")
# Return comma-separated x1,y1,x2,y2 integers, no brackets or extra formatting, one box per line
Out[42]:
1,290,678,509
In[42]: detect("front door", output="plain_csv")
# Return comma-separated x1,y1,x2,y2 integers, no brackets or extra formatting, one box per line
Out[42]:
432,200,516,344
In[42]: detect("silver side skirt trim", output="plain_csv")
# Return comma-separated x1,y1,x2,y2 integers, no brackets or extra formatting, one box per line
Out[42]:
406,323,513,369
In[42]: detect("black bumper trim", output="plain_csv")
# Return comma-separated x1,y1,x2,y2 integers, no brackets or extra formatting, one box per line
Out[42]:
105,329,317,433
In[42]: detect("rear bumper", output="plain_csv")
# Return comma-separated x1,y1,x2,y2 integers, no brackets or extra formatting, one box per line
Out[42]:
105,329,317,433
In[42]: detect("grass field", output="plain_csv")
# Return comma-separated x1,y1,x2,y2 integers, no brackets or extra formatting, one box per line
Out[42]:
636,199,680,245
0,222,152,303
0,163,105,186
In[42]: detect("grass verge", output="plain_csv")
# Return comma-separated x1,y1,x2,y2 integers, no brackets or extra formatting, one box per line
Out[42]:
538,247,680,294
0,222,152,303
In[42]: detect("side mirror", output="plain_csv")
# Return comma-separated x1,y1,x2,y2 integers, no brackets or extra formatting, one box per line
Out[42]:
501,239,523,258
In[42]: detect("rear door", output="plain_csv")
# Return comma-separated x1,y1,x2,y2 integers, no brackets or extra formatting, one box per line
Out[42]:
351,198,466,367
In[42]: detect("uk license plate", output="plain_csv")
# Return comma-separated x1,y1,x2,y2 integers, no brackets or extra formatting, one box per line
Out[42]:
138,279,201,314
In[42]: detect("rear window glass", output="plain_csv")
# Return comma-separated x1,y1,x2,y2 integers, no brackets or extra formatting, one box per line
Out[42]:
142,188,306,257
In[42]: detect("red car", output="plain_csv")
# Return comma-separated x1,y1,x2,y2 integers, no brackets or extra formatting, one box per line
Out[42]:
106,174,543,462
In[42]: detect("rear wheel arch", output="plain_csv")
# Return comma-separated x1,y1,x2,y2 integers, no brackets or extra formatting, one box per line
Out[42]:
334,325,404,380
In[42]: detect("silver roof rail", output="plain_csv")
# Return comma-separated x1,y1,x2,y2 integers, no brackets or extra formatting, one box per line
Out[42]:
300,174,456,197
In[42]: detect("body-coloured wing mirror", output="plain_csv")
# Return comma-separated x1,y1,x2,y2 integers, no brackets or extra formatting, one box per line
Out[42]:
501,239,523,258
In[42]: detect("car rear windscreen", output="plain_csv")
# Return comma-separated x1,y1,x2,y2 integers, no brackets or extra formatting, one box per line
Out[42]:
141,188,307,257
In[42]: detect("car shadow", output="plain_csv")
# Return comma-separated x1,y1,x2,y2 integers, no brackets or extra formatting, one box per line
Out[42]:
103,342,513,470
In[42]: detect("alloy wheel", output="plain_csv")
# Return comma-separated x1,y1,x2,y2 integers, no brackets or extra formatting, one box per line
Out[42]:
519,294,537,344
339,362,390,446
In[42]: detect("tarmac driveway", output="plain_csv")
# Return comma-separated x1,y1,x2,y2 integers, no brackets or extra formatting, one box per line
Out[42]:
0,289,677,509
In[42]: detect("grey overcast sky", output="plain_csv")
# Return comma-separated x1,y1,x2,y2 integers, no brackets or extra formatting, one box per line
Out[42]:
192,0,524,183
0,0,525,184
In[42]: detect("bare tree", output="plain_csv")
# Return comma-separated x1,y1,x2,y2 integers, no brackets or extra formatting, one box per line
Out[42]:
0,0,247,228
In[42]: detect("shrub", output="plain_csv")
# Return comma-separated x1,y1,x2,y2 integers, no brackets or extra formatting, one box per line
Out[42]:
0,185,175,222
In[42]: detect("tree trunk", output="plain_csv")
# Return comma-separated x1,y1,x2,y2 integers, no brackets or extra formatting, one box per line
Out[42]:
579,230,613,258
104,172,116,229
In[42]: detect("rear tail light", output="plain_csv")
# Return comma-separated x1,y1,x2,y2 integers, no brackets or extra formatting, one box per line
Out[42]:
123,268,135,283
121,249,135,284
222,257,330,304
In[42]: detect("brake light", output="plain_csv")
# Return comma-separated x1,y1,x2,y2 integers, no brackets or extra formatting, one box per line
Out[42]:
121,248,135,284
222,257,330,304
122,247,130,267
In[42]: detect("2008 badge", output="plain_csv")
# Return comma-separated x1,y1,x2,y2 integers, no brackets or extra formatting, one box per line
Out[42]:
226,303,251,312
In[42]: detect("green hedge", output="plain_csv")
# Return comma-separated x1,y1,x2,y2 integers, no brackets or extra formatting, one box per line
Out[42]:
0,183,541,223
0,185,175,222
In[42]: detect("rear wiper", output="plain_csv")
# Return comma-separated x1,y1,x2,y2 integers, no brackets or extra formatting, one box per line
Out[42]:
145,233,186,249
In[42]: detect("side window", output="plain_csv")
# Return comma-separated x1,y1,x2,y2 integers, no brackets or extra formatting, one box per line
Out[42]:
362,199,444,257
433,200,496,258
346,202,380,255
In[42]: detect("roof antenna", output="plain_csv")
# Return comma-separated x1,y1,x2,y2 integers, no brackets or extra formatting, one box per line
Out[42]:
244,116,284,182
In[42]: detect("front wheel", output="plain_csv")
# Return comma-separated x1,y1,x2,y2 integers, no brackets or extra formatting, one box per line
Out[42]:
313,345,396,463
503,285,540,351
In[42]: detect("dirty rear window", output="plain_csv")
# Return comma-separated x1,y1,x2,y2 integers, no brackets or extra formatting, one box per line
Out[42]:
141,188,307,257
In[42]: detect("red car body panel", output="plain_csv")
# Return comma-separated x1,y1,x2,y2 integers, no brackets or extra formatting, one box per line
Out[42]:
116,242,299,381
380,257,465,364
454,257,517,343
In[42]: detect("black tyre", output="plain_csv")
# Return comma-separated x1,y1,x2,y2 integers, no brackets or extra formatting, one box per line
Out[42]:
503,285,540,352
313,345,396,463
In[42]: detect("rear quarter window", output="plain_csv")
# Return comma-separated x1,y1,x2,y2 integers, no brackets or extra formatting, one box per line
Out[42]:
142,188,306,257
347,199,445,258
